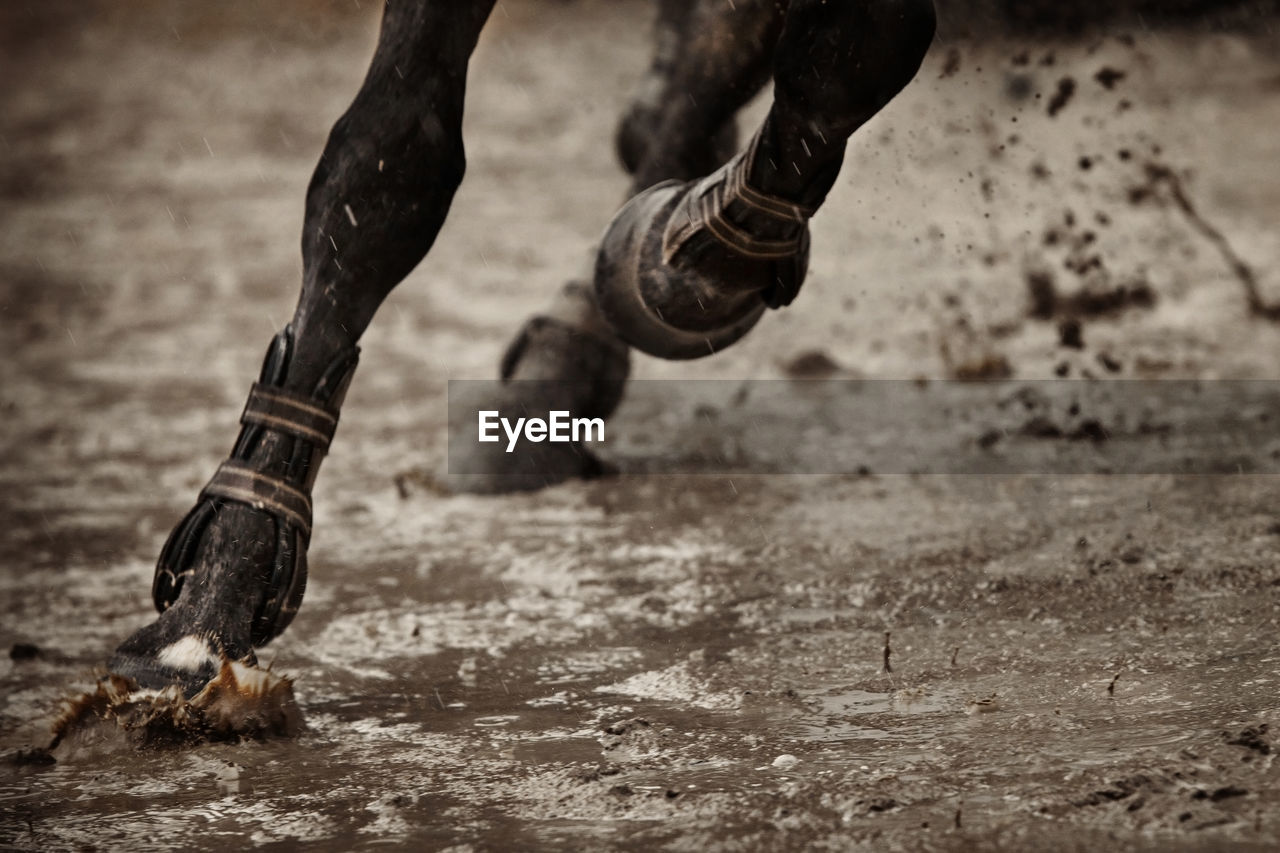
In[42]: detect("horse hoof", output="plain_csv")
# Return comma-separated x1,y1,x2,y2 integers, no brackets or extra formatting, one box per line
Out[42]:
595,180,767,360
441,315,628,495
444,378,617,495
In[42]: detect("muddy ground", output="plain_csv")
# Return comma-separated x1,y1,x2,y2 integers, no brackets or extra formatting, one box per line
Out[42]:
2,0,1279,849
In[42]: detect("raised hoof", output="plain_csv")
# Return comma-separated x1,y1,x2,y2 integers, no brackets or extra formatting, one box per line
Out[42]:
594,180,771,360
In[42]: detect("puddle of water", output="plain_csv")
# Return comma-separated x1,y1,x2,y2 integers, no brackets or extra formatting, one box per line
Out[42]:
805,686,954,717
510,738,603,767
779,685,955,744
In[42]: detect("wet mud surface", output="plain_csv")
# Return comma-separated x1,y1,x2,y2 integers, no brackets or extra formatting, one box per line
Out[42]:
3,1,1280,849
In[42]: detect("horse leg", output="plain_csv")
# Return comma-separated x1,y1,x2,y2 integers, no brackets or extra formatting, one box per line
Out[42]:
619,0,786,194
451,0,785,492
595,0,937,359
108,0,497,695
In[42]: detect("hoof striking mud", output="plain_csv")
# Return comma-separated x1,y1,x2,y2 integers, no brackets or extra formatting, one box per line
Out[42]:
48,660,301,757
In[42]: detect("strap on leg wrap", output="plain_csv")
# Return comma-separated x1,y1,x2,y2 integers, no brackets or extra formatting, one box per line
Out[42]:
661,129,816,309
151,325,359,646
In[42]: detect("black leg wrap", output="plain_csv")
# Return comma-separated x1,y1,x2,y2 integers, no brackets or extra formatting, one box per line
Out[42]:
151,326,359,647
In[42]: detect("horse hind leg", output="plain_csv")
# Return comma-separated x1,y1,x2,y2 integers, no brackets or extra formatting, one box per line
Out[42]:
450,0,785,492
615,0,784,188
594,0,937,360
618,0,786,194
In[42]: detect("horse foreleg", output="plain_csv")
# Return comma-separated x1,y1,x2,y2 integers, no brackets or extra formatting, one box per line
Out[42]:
107,0,497,704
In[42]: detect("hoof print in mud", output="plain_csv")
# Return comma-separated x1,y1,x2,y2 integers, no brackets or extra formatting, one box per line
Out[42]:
50,663,302,756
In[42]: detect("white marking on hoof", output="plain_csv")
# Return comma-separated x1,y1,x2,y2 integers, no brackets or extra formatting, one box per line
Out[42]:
156,636,220,673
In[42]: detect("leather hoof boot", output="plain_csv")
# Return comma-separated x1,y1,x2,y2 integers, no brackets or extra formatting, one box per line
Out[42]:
151,326,359,647
595,129,813,360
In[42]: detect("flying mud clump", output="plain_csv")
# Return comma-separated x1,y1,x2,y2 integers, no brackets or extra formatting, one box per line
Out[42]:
937,33,1277,383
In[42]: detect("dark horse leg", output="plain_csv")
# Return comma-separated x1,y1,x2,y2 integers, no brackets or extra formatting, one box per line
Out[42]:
108,0,498,695
452,0,787,491
595,0,937,358
618,0,785,194
463,0,934,490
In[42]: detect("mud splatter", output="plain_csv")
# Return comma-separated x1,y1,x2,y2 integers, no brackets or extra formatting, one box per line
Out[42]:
1026,268,1157,320
939,46,962,78
781,349,844,378
49,662,301,757
1094,66,1127,89
1047,76,1077,115
1130,161,1280,321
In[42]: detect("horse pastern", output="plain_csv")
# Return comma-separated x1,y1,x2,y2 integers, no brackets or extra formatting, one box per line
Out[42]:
155,635,222,674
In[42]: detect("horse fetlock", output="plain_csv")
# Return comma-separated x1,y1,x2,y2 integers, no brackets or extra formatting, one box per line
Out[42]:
110,615,255,697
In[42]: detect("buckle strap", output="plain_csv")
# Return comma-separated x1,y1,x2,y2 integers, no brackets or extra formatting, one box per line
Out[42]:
241,383,339,451
201,460,313,541
662,131,815,265
725,130,817,223
664,183,807,263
